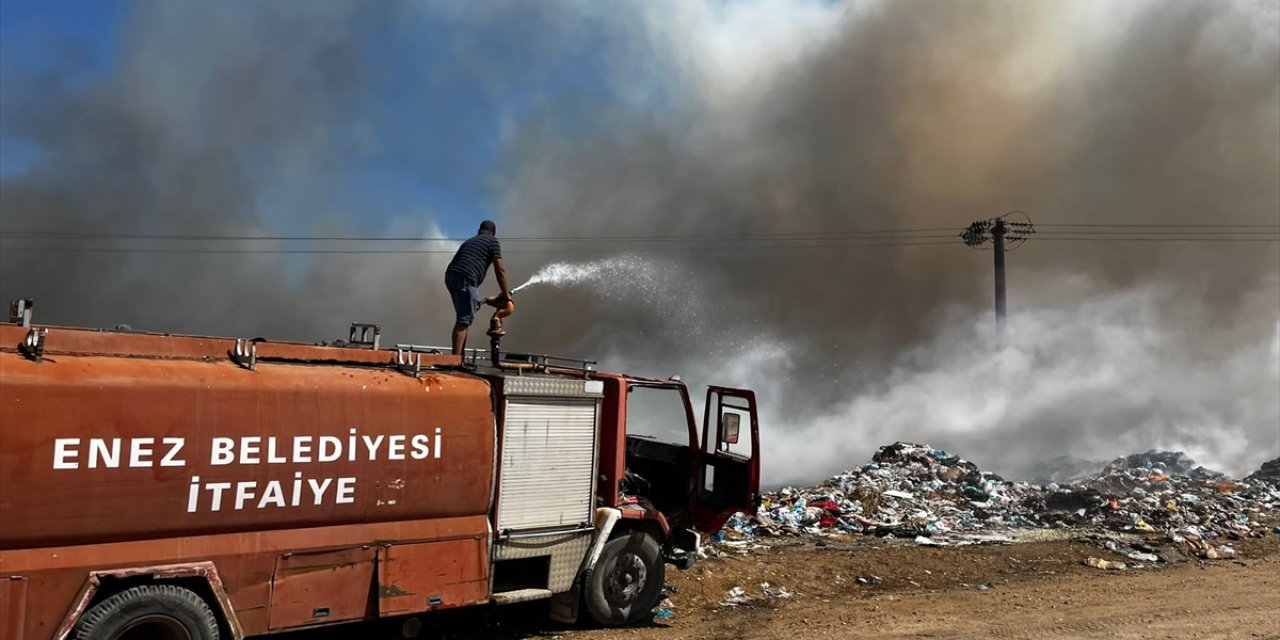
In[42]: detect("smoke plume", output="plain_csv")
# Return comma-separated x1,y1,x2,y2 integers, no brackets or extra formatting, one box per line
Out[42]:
2,0,1277,481
498,0,1280,479
0,3,460,341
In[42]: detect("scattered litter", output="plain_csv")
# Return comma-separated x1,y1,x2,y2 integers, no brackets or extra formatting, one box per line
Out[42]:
651,594,677,620
1103,540,1159,563
720,586,754,607
854,575,882,586
1086,557,1127,571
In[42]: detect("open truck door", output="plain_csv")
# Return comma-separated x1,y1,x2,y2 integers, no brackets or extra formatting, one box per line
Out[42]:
692,386,761,532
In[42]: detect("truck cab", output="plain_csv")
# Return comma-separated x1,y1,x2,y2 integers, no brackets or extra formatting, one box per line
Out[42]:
471,354,762,626
606,377,760,541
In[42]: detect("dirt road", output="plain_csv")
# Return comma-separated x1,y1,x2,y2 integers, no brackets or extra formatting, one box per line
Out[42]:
289,533,1280,640
612,537,1280,640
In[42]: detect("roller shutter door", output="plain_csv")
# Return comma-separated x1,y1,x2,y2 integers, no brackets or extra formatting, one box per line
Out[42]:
497,397,598,531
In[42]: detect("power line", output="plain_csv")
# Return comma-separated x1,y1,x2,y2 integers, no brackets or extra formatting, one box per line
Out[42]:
1037,223,1279,228
0,239,963,255
1,219,1275,257
1034,231,1274,239
0,227,961,243
4,223,1274,243
1034,237,1279,242
1,237,1274,254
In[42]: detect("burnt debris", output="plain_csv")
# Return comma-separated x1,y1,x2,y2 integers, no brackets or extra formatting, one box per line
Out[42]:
714,442,1280,564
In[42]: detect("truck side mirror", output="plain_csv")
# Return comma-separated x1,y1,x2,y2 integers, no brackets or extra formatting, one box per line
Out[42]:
721,413,740,445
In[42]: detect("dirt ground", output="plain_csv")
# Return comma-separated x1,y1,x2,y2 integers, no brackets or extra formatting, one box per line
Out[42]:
290,532,1280,640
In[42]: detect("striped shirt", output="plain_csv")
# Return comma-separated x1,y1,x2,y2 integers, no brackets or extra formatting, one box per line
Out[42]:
446,233,502,286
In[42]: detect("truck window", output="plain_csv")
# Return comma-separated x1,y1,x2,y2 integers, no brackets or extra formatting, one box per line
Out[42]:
626,386,690,445
715,405,754,460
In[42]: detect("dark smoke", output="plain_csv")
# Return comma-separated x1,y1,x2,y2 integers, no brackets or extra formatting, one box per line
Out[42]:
2,1,1277,482
498,0,1280,479
0,3,458,341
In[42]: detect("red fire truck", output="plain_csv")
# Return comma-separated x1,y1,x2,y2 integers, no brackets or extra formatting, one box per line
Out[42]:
0,301,760,639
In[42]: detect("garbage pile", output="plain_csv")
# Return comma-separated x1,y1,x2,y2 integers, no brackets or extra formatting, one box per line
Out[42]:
1248,457,1280,484
718,443,1280,563
1080,450,1224,495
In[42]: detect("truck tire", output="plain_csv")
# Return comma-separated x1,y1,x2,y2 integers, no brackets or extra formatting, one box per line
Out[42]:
73,584,220,640
583,529,665,626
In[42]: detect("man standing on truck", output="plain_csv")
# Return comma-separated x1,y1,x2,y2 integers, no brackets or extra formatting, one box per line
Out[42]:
445,220,512,355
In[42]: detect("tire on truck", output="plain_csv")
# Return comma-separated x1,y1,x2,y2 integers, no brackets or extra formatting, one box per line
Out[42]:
583,529,666,626
73,584,221,640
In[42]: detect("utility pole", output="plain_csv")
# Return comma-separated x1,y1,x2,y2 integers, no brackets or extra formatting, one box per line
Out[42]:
961,213,1033,332
992,218,1006,330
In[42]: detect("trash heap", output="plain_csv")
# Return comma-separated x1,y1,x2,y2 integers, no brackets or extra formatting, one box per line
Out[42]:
1248,457,1280,484
718,443,1280,562
738,443,1033,541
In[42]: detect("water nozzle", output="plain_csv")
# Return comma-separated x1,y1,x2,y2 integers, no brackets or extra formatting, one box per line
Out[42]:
484,295,514,340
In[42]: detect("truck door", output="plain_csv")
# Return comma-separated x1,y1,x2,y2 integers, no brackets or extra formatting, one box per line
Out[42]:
691,386,760,533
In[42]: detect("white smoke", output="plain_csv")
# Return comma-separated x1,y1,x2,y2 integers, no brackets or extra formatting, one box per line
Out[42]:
731,277,1280,484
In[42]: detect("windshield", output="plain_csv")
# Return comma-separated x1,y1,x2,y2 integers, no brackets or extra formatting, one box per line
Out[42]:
626,385,691,446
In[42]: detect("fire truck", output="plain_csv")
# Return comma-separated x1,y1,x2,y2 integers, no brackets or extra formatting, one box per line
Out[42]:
0,300,760,640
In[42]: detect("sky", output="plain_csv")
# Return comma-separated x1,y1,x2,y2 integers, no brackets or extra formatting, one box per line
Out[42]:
0,0,644,237
0,1,114,174
0,0,1277,484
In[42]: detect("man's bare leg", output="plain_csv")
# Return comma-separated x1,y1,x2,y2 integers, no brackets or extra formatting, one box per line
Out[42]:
452,323,469,355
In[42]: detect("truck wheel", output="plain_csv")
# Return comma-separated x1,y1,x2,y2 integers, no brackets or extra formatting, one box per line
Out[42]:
73,584,220,640
584,529,665,626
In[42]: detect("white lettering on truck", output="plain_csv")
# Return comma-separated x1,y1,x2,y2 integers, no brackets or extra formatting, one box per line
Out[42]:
53,438,79,469
160,437,186,467
55,428,447,514
128,437,154,467
336,477,356,503
388,435,406,460
211,437,234,465
56,437,186,469
89,438,120,468
411,434,430,459
318,436,342,462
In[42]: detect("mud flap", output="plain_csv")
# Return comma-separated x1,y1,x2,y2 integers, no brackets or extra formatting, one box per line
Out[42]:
548,582,580,624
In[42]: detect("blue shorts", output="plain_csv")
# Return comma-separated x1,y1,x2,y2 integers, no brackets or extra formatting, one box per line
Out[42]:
445,271,482,326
